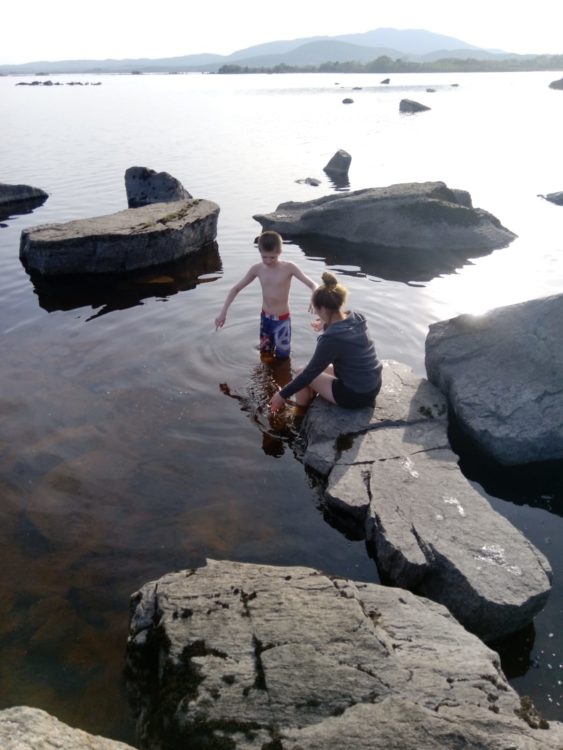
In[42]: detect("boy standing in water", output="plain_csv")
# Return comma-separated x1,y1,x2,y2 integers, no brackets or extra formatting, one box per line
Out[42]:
214,231,317,359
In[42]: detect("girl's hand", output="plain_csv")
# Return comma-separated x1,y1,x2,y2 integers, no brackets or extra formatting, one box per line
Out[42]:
270,392,286,413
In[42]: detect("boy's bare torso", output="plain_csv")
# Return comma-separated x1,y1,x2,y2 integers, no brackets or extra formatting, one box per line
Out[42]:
253,260,296,316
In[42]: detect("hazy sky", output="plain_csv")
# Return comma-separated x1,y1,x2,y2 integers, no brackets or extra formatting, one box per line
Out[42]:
2,0,562,64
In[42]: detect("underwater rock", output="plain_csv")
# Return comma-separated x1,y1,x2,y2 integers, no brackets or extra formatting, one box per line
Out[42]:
126,558,563,749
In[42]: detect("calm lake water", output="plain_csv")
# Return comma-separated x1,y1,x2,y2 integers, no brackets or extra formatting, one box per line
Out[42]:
1,70,562,743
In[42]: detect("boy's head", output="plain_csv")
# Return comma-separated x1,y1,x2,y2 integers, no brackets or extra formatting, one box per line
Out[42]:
257,231,283,256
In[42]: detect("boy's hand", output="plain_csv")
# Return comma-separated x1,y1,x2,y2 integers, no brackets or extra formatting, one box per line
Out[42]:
215,314,226,330
270,392,286,413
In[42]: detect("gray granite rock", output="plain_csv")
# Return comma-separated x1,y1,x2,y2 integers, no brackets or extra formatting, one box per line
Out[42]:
323,149,351,176
549,77,563,90
20,198,219,275
544,190,563,206
425,293,563,465
400,98,431,113
301,360,446,476
302,361,552,641
0,181,48,206
0,706,134,749
124,166,192,208
253,181,516,252
127,559,563,749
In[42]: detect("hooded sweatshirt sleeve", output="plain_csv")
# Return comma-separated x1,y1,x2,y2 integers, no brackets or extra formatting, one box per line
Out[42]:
279,334,336,400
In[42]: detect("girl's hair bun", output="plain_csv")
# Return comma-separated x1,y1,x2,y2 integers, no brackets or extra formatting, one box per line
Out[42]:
321,271,338,290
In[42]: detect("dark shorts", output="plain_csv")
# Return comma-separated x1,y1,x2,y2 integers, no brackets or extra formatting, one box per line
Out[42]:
332,379,381,409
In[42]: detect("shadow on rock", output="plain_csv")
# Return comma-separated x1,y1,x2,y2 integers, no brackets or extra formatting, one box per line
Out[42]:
448,414,563,518
26,242,221,320
489,622,536,680
294,234,495,284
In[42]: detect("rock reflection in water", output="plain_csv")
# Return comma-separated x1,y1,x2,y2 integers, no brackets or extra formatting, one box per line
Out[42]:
26,242,221,319
294,235,496,284
0,195,49,224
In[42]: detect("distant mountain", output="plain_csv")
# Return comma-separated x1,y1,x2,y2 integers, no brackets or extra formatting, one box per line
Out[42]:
0,28,527,75
333,28,489,55
229,36,328,60
230,40,402,69
0,53,224,74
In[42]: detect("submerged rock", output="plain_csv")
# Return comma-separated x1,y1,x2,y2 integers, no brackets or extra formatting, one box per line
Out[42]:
253,181,516,252
296,177,321,187
301,361,552,642
20,198,219,276
126,558,563,749
0,706,134,749
124,165,192,208
425,293,563,466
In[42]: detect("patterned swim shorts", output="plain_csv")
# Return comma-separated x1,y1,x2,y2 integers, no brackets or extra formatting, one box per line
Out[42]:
259,311,291,359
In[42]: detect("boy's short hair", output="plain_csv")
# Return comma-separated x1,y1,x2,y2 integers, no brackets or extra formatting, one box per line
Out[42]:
257,231,283,254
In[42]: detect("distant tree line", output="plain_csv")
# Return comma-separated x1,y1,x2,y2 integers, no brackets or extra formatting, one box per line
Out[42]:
219,55,563,75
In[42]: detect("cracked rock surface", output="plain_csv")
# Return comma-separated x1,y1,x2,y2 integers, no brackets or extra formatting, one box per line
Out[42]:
302,361,552,641
0,706,135,749
425,293,563,465
126,558,563,749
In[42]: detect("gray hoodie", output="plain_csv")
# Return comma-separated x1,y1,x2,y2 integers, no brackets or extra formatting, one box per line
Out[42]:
280,311,382,399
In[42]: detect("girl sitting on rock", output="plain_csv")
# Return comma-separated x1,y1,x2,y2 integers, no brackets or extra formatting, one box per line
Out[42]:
270,272,382,412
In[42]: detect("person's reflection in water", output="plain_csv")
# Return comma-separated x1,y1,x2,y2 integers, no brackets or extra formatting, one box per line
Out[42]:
257,353,293,456
219,353,302,458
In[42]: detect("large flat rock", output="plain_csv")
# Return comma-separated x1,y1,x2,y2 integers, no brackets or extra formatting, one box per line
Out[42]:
302,361,552,641
425,293,563,465
20,198,219,275
0,706,134,749
253,181,516,252
126,559,563,749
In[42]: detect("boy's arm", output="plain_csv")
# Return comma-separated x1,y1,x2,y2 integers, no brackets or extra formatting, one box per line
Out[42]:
290,262,317,292
215,266,257,329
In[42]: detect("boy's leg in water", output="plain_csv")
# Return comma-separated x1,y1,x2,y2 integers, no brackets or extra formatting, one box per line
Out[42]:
273,316,291,359
259,312,274,355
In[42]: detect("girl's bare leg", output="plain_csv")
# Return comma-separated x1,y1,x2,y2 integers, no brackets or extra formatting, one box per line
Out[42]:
294,385,316,407
309,372,337,404
293,372,337,406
